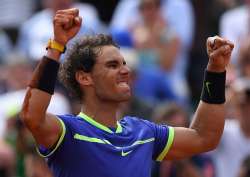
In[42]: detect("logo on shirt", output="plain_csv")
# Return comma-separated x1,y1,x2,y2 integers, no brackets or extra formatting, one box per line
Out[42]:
121,150,133,157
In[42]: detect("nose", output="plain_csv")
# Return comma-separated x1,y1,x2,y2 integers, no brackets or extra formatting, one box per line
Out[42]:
120,64,131,75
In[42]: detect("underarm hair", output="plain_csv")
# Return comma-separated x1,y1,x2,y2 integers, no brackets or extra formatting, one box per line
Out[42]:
28,56,60,95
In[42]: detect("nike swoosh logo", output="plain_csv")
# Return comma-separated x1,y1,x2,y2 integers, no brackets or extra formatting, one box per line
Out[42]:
206,81,212,97
121,150,133,157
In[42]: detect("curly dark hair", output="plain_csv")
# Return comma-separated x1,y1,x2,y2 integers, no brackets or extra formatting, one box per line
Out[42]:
58,34,119,101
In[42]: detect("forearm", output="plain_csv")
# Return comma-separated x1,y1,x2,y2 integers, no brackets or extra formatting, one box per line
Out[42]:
46,48,61,61
21,49,61,129
190,101,225,150
190,63,226,150
165,36,233,160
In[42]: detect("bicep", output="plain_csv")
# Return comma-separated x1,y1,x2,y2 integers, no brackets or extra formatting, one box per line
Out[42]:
165,127,205,160
30,113,63,149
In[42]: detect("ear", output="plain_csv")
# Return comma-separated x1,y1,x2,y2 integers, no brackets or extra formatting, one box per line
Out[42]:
75,70,93,86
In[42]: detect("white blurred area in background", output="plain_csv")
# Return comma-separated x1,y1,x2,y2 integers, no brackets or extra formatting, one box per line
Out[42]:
0,0,36,28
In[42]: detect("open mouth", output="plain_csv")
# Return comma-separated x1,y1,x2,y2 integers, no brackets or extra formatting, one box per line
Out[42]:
117,74,131,92
117,80,131,92
118,81,129,87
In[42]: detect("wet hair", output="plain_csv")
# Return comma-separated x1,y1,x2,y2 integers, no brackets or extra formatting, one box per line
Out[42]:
58,34,119,101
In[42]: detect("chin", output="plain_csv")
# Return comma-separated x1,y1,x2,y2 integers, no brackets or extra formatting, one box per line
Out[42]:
118,92,132,102
121,96,131,102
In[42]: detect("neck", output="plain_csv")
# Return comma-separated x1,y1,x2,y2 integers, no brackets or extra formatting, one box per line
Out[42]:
81,96,120,128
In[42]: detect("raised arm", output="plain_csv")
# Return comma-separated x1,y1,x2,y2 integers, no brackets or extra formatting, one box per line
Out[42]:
20,8,82,148
166,36,234,160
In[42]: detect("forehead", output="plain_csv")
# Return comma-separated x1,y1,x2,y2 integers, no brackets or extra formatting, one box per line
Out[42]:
95,45,124,63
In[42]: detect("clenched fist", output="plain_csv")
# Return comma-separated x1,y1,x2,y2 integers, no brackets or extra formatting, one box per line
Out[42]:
53,8,82,46
206,36,234,72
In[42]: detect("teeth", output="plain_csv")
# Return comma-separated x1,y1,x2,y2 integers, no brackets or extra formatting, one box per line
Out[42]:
118,82,128,87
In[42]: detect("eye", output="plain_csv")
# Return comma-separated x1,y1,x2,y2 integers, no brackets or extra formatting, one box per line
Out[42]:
106,60,120,69
107,63,118,69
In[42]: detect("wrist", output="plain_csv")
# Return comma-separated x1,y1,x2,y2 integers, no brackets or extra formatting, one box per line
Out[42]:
207,64,226,73
46,48,61,62
200,70,226,104
29,56,60,95
53,38,67,46
46,39,66,57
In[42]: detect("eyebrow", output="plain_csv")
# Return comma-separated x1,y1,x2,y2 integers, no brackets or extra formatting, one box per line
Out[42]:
105,59,126,65
105,60,119,65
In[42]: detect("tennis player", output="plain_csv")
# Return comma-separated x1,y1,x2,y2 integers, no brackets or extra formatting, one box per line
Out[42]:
21,8,234,177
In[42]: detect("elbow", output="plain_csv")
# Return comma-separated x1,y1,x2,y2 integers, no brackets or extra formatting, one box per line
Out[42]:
20,109,34,128
20,104,33,123
205,140,219,152
20,108,42,130
20,107,28,123
20,93,33,126
20,88,48,130
205,129,224,151
201,136,221,152
20,109,31,124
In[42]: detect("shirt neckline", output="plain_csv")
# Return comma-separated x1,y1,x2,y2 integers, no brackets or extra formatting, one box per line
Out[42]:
78,112,122,134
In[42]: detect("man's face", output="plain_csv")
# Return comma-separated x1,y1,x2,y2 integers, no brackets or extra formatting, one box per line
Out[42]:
90,45,132,102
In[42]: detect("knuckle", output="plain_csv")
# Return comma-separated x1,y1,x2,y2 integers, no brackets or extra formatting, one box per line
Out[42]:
210,53,215,59
68,14,74,20
56,10,63,14
215,35,220,39
54,14,61,21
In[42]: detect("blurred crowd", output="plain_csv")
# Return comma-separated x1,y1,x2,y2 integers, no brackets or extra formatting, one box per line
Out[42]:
1,0,250,177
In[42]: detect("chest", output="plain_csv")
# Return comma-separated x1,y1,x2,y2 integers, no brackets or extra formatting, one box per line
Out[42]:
59,129,154,177
72,130,154,160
